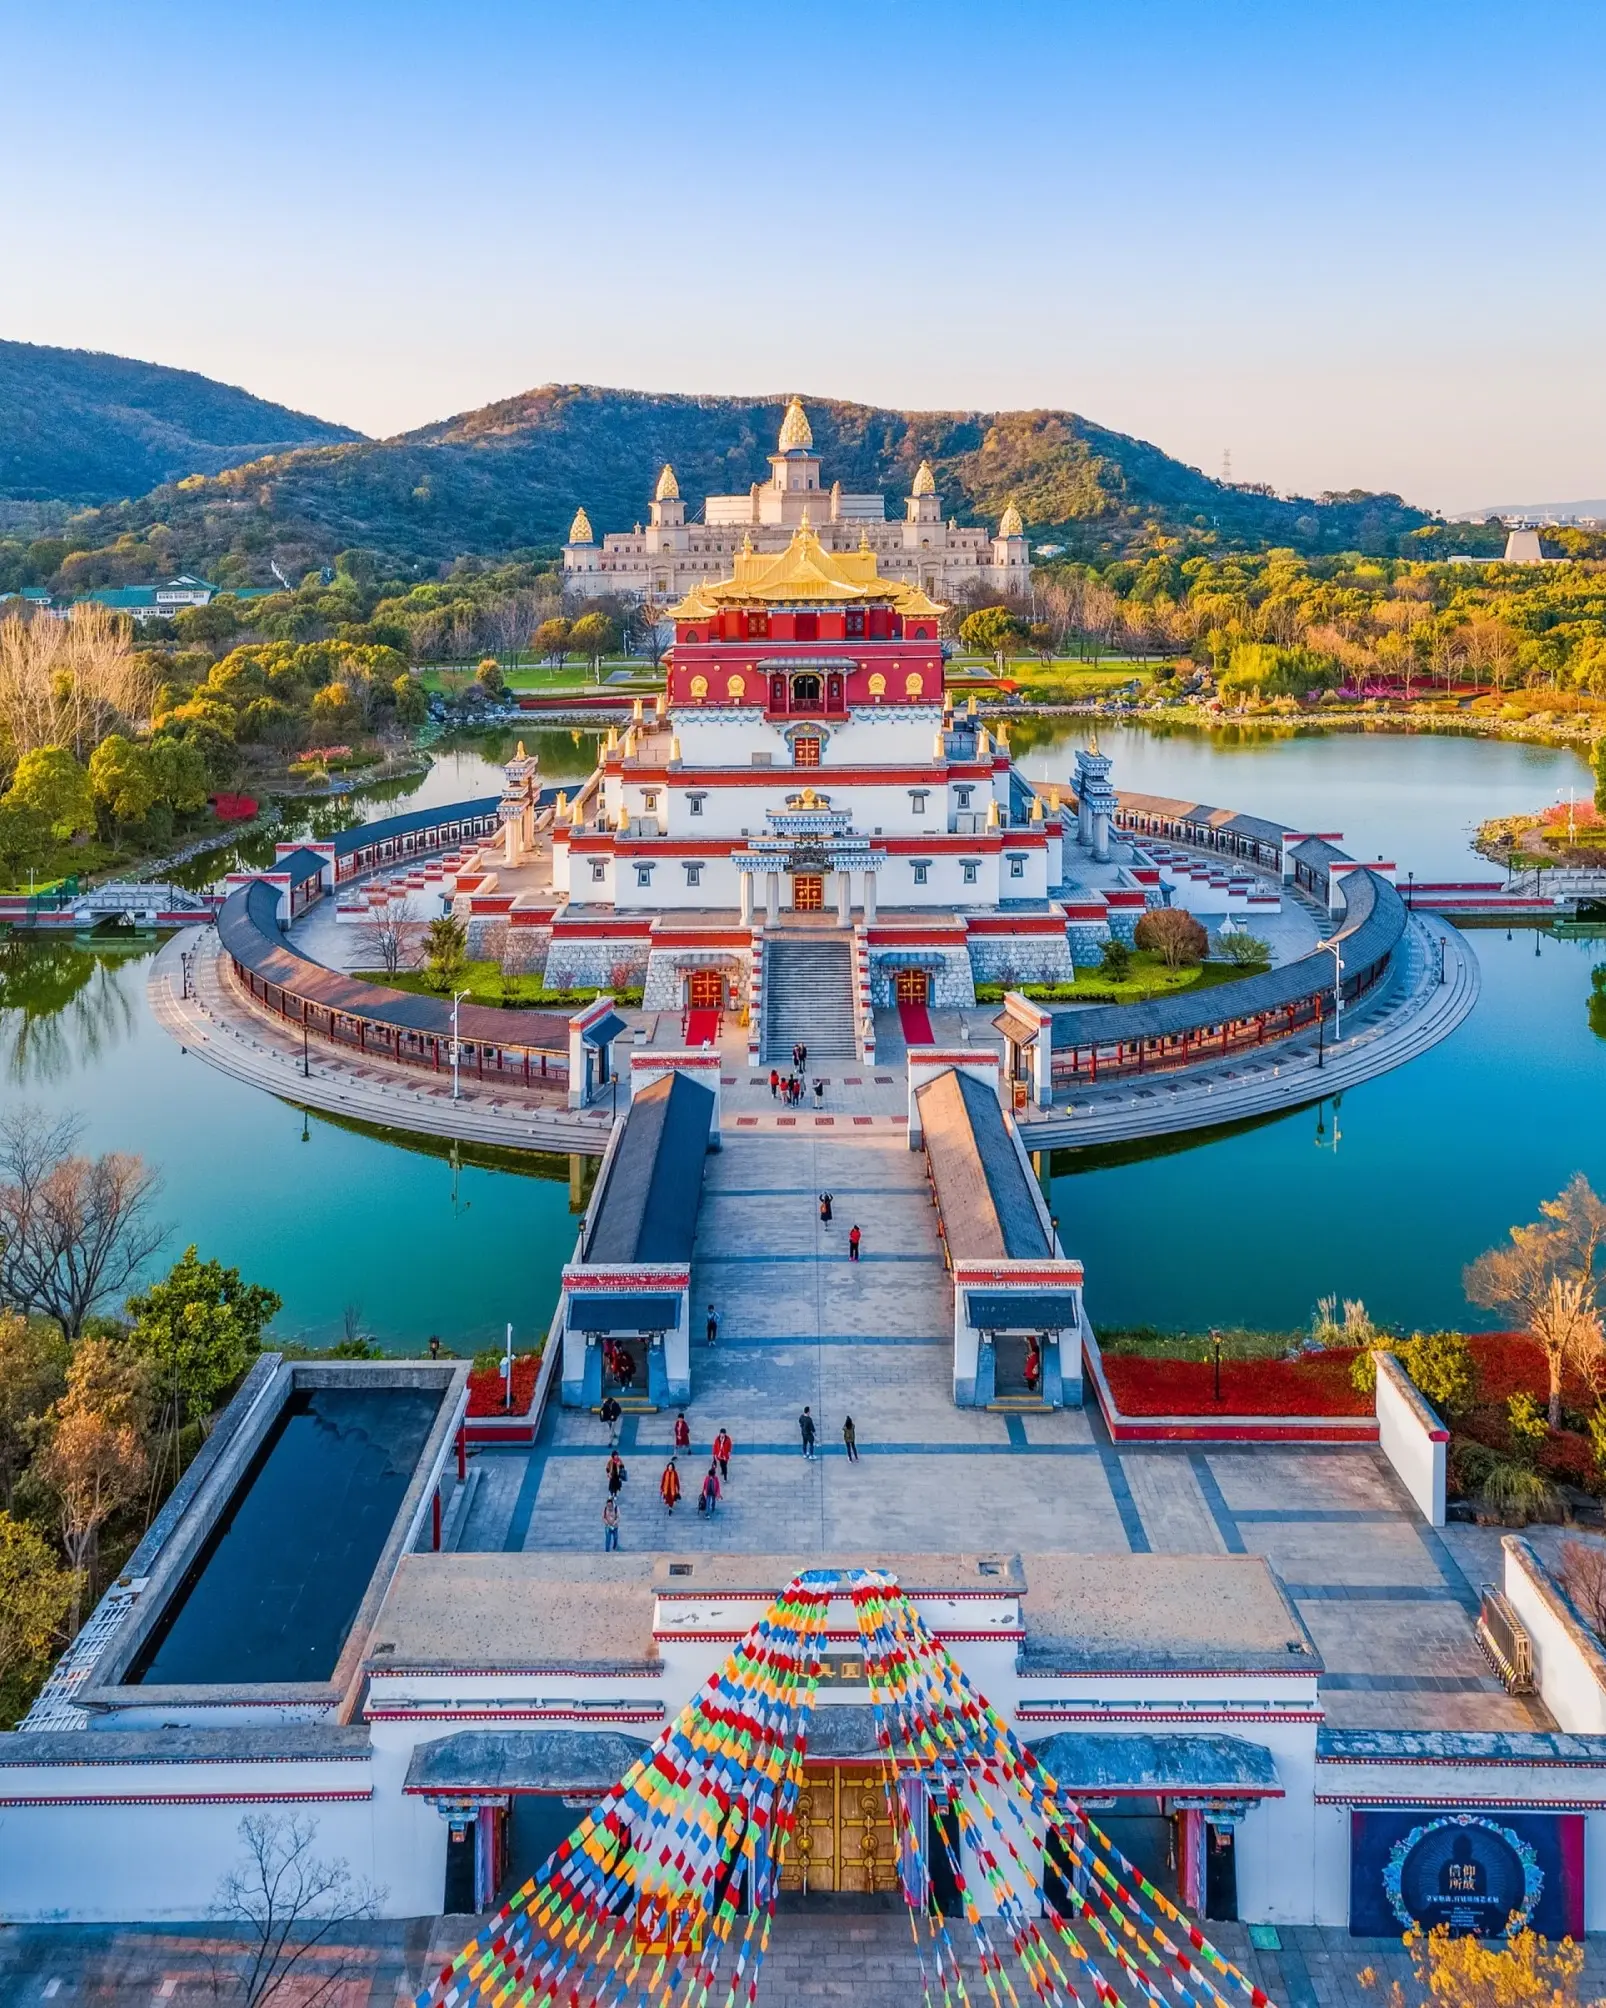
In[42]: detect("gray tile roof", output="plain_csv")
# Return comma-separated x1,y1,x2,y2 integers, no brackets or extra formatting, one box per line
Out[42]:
333,796,501,855
916,1067,1050,1261
583,1071,714,1266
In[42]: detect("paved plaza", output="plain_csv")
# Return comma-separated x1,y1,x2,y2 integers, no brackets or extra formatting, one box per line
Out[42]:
439,1126,1559,1739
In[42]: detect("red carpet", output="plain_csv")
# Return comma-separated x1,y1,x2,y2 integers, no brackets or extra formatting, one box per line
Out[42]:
898,999,935,1045
685,1008,721,1048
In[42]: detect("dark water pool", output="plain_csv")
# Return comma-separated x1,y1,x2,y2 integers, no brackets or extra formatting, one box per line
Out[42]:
129,1385,441,1686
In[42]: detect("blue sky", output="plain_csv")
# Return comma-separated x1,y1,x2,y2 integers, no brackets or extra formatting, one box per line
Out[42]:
2,0,1601,512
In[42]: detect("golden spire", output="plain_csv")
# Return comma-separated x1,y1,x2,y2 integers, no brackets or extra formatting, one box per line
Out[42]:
912,460,936,497
1088,730,1100,755
567,505,594,543
515,739,526,759
999,501,1023,538
654,463,680,502
778,396,813,452
741,531,754,554
799,506,811,529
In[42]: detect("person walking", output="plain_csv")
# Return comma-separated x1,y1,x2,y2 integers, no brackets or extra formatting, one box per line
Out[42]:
706,1303,720,1347
712,1426,732,1482
659,1457,682,1514
673,1411,690,1451
602,1493,620,1550
792,1042,802,1071
769,1068,779,1100
843,1415,859,1462
606,1450,628,1496
698,1463,721,1515
819,1190,834,1224
799,1406,817,1461
600,1393,622,1444
798,1042,808,1072
848,1224,862,1262
813,1077,824,1110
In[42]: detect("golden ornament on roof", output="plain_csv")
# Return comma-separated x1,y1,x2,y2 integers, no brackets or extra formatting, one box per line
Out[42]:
912,460,936,497
567,505,594,544
998,501,1023,538
654,463,680,502
778,397,814,452
665,523,947,618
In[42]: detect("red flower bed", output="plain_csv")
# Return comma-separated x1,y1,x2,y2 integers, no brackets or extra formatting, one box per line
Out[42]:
1464,1332,1598,1410
466,1349,543,1416
1100,1348,1370,1418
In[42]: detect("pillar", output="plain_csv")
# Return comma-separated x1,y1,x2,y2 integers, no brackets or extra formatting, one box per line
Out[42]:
739,871,754,925
504,817,518,867
766,872,780,924
862,873,876,923
1092,811,1111,864
836,869,852,926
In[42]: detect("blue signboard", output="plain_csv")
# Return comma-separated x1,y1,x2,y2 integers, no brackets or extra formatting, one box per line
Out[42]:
1350,1810,1584,1939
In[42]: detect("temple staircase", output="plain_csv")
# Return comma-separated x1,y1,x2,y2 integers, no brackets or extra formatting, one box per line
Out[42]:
763,933,857,1066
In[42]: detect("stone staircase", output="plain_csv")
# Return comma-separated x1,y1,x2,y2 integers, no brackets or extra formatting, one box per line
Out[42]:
763,933,858,1066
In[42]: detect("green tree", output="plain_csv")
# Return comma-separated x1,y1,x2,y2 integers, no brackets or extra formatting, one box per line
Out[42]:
425,914,468,992
125,1245,282,1432
1592,738,1606,816
569,612,617,682
147,735,209,816
476,657,506,696
0,1310,68,1511
88,735,159,838
0,1510,76,1722
391,673,428,726
1133,906,1209,969
535,617,572,670
1098,938,1132,981
6,747,94,840
0,798,49,886
958,606,1029,666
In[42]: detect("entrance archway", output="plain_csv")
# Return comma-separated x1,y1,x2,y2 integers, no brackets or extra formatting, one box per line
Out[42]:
688,970,724,1010
793,873,824,912
894,968,930,1005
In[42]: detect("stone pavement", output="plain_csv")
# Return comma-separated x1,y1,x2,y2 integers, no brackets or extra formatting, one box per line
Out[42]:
437,1127,1557,1738
9,1909,1606,2008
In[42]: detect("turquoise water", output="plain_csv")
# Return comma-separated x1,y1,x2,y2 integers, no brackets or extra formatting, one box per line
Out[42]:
1,723,1599,1347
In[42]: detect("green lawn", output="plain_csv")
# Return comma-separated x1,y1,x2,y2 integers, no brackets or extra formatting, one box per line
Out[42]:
974,952,1265,1006
421,658,664,697
355,962,643,1009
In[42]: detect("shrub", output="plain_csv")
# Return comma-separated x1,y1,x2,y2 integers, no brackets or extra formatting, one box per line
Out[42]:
1099,938,1132,981
471,1348,502,1376
1481,1458,1557,1523
1133,907,1209,970
1508,1391,1550,1459
1363,1330,1475,1415
1217,931,1272,967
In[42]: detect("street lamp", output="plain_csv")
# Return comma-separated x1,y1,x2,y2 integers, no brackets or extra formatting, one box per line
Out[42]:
302,1013,310,1078
450,988,470,1101
610,1070,620,1125
1210,1327,1223,1404
1316,935,1343,1044
1406,870,1413,912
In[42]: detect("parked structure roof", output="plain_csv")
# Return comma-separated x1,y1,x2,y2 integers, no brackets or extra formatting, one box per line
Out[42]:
1113,790,1289,851
916,1067,1050,1261
331,796,501,855
217,879,568,1050
582,1071,714,1266
1050,866,1403,1050
280,847,325,887
1025,1732,1282,1796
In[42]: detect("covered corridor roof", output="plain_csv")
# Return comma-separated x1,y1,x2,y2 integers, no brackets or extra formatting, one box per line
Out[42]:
583,1071,714,1265
916,1067,1051,1262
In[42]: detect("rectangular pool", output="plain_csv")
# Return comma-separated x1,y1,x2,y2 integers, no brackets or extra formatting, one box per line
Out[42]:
129,1384,442,1686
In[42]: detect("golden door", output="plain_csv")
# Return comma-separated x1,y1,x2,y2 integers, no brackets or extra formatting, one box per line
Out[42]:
792,873,825,912
780,1767,900,1895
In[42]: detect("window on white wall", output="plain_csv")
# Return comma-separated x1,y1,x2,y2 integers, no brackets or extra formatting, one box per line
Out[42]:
1008,855,1025,879
642,792,658,813
956,786,973,809
636,864,654,887
590,860,607,882
908,790,928,812
912,862,930,885
688,795,705,816
684,863,702,886
961,861,979,885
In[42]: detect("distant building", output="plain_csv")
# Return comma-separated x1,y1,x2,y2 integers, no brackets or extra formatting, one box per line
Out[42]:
73,573,218,619
1503,528,1548,565
563,399,1029,609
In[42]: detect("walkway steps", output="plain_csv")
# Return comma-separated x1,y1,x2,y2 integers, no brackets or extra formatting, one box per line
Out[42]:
763,934,857,1066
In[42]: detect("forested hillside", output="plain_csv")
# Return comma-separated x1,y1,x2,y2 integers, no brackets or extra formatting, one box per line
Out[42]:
0,340,362,505
4,384,1437,592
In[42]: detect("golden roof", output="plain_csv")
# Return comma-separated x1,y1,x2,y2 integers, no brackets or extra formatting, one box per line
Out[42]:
667,524,946,617
911,460,936,497
998,501,1023,538
654,463,680,502
777,397,813,453
567,505,594,544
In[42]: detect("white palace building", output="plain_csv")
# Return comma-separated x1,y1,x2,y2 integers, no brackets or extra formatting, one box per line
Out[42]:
562,397,1030,606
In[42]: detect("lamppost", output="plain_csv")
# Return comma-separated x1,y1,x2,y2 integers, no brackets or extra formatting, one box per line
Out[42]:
302,1013,309,1078
450,988,470,1102
1210,1327,1223,1404
1406,870,1413,912
1316,935,1342,1044
610,1070,620,1125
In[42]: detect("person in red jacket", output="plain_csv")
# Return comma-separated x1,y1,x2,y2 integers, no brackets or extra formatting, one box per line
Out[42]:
848,1224,862,1262
712,1427,732,1482
673,1411,691,1450
659,1457,682,1514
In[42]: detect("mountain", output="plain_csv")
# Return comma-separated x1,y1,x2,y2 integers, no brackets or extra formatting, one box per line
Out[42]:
1453,498,1606,523
13,382,1436,585
0,339,363,505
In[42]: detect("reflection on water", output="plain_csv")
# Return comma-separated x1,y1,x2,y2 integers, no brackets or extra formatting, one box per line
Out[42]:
7,723,1605,1346
0,934,146,1084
